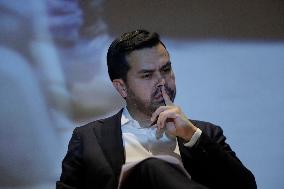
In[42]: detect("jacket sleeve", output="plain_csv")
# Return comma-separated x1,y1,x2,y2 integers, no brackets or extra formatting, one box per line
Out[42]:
179,123,257,189
56,128,84,189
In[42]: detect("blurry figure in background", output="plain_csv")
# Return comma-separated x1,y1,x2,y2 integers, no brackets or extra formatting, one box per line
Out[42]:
0,0,68,188
0,0,120,188
48,0,123,123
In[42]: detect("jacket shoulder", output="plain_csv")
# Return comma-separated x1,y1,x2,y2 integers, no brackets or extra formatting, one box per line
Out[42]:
75,109,123,135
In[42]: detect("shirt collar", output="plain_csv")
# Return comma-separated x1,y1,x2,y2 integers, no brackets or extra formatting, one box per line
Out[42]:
121,106,135,126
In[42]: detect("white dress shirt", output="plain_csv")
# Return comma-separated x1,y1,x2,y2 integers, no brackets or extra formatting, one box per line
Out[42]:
121,107,202,163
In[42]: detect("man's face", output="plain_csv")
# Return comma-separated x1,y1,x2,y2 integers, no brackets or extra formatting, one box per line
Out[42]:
125,43,176,116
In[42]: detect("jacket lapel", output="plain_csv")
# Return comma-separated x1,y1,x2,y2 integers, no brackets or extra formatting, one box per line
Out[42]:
93,109,125,179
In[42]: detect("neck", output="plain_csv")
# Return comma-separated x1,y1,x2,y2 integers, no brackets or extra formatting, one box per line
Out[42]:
126,104,151,127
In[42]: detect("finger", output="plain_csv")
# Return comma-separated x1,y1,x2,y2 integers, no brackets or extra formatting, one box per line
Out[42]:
151,106,167,122
166,122,176,136
151,105,175,123
161,86,173,106
157,110,177,130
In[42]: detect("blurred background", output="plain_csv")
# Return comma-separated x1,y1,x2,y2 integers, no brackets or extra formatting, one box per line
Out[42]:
0,0,283,188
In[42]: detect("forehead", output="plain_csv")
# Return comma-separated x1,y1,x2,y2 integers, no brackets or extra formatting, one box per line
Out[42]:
125,43,170,70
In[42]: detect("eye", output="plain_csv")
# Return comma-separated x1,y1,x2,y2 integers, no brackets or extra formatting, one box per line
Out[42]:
162,66,171,73
141,73,152,79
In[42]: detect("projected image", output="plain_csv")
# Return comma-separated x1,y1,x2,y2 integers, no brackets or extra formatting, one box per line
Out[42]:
0,0,121,188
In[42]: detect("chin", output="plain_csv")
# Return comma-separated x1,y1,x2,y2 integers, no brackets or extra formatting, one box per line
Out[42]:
150,100,164,110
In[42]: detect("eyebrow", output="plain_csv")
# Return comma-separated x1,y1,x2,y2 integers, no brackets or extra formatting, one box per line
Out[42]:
137,61,172,74
160,61,172,71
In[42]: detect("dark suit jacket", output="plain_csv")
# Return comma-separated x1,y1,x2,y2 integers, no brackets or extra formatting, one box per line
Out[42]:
57,109,257,189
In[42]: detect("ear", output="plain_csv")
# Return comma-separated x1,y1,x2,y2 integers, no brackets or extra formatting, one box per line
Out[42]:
112,79,127,98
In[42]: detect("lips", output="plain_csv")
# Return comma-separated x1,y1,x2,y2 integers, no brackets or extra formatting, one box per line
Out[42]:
154,93,163,100
153,90,164,102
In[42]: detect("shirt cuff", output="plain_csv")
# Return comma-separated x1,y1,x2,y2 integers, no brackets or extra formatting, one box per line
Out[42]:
184,128,202,148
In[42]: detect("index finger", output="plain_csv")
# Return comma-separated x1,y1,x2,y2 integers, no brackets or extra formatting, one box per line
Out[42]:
161,86,173,106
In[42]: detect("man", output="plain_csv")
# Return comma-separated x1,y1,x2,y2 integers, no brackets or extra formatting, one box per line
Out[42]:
57,30,257,189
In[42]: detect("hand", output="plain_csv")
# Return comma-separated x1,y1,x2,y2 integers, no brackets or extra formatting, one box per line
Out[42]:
151,86,197,141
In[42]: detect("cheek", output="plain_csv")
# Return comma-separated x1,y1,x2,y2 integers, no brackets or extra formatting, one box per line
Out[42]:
170,72,176,80
128,81,152,98
141,84,156,100
139,84,154,97
166,73,175,85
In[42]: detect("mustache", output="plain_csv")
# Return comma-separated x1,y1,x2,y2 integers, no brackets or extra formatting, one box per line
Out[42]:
152,85,175,101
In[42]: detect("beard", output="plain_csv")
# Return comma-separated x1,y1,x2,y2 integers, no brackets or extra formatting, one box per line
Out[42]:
126,85,176,117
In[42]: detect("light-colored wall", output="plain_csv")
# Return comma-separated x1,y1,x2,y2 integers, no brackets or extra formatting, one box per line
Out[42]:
167,40,284,189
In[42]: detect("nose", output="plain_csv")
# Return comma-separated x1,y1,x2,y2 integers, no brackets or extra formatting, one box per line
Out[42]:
156,73,166,87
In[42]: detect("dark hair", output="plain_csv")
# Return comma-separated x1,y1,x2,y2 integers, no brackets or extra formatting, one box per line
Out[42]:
107,29,165,82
